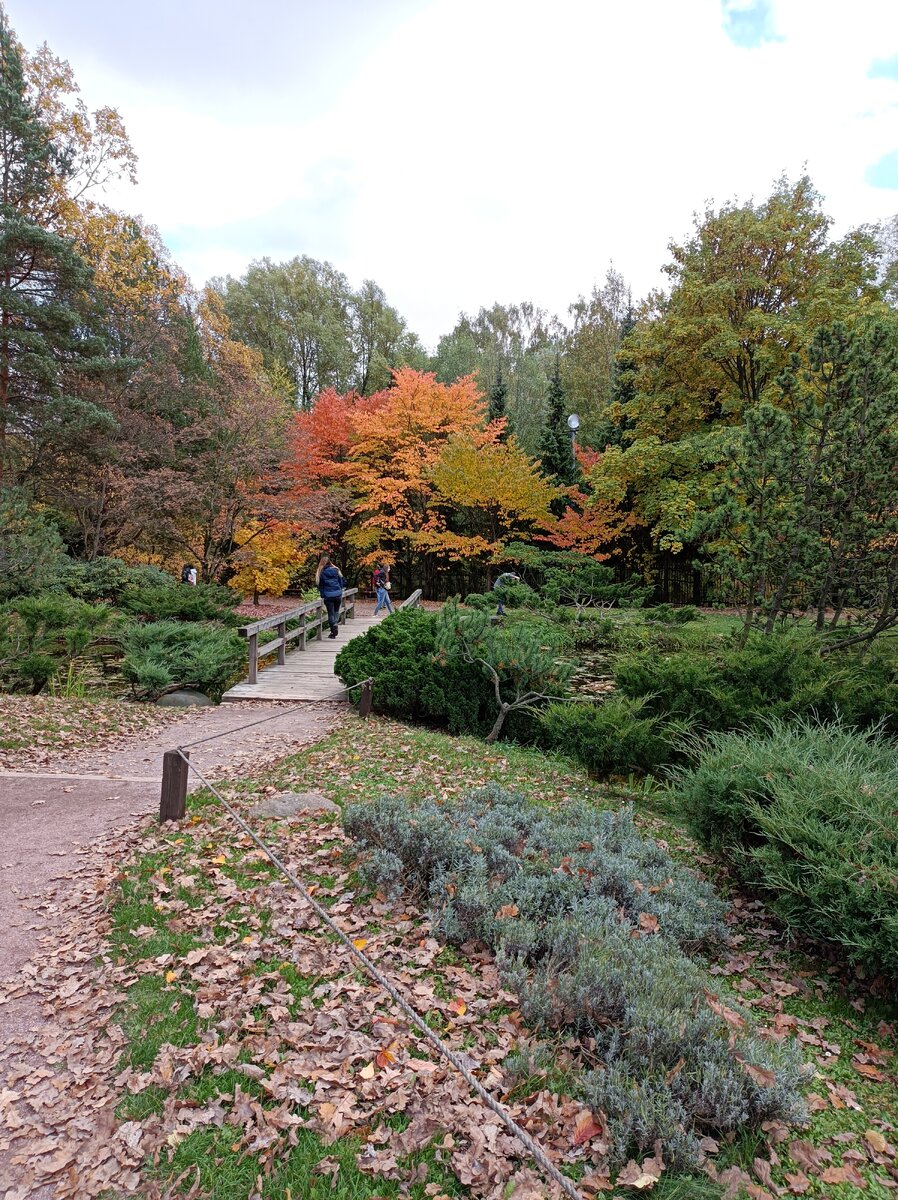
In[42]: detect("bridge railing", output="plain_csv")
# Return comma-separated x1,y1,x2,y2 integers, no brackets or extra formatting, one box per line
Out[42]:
238,589,358,684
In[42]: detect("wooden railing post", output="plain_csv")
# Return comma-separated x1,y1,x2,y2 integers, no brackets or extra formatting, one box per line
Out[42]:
160,749,189,822
300,611,307,650
277,618,287,665
247,633,258,683
359,679,373,718
316,602,323,640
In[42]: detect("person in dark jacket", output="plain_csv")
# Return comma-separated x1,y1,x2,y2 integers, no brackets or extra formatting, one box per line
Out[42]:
493,572,519,616
316,554,347,638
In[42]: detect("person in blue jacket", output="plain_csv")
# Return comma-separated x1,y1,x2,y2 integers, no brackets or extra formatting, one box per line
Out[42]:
316,554,347,638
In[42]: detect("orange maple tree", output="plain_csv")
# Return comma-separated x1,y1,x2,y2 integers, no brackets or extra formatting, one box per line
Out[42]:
343,368,487,566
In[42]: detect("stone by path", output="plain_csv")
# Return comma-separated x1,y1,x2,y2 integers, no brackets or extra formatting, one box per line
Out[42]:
0,698,344,1198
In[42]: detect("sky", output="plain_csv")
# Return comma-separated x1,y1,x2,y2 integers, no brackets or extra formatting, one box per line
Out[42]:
8,0,898,348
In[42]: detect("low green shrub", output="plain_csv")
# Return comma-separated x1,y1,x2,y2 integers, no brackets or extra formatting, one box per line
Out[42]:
59,557,172,603
1,594,113,693
615,628,898,733
119,582,241,624
345,786,807,1167
646,603,701,624
335,607,496,735
539,695,685,777
119,620,244,701
675,718,898,976
464,582,543,611
462,591,493,612
435,602,575,741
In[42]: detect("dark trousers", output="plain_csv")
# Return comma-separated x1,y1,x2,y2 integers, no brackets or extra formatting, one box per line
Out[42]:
323,594,341,632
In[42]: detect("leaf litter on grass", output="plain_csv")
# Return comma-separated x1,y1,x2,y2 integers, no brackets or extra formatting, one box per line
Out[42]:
0,694,181,770
1,716,897,1199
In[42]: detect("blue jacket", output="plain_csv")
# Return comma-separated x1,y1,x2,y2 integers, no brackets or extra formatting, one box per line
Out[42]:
318,565,346,599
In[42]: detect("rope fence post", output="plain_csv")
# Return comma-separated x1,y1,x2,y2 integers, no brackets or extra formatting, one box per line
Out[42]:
159,749,189,822
359,678,373,718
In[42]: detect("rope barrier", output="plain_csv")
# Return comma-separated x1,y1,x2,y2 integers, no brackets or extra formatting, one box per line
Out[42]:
178,678,373,750
174,751,583,1200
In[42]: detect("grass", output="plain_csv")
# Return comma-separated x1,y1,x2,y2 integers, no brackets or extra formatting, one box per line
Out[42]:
106,714,897,1200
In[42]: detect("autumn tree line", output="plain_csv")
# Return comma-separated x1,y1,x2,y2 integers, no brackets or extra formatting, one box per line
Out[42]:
3,8,898,638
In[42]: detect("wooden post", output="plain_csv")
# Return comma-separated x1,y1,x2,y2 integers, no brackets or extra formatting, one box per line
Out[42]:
160,750,189,822
277,618,287,665
359,679,373,718
316,603,323,640
247,633,258,684
300,611,307,650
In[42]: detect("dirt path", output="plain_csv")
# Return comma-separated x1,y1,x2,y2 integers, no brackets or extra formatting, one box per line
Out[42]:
0,699,343,1199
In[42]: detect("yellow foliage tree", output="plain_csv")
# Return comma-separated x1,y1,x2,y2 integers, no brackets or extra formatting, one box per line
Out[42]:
427,434,562,564
230,521,309,605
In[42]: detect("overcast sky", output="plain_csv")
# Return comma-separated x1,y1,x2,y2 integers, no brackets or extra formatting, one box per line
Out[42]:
8,0,898,347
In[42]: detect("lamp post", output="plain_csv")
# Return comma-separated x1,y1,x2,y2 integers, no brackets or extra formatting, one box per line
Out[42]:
567,412,580,470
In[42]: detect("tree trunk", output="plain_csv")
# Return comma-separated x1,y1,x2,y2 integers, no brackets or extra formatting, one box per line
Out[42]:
485,702,510,743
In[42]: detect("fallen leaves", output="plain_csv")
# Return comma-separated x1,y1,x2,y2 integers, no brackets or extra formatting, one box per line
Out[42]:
0,694,179,770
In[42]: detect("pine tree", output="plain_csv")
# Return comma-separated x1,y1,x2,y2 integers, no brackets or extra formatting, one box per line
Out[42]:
540,356,573,484
487,363,507,427
0,10,110,485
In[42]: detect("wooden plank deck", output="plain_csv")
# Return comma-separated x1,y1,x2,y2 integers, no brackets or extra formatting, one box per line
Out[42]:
222,614,381,701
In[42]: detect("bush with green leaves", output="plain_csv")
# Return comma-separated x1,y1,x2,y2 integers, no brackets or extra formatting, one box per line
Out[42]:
335,607,496,735
646,603,701,624
119,620,244,701
539,695,687,778
463,582,543,612
346,785,807,1166
675,718,898,976
119,581,241,624
435,601,575,741
615,627,898,733
58,557,172,603
503,544,652,610
1,594,113,693
0,490,67,601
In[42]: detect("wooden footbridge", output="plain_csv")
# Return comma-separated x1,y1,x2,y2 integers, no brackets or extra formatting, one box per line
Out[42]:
223,589,421,702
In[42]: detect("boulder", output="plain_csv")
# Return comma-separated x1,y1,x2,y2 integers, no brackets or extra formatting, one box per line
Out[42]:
156,689,215,707
249,791,339,819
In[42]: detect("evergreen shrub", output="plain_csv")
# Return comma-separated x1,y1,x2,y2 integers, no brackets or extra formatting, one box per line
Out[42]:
345,785,808,1166
59,557,172,603
119,620,243,701
539,695,685,777
335,607,496,735
675,718,898,976
1,595,113,693
615,628,898,733
646,603,701,624
120,582,241,624
0,490,67,600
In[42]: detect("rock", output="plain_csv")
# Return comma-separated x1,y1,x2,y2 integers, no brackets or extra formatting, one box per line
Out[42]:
249,791,338,818
156,689,215,707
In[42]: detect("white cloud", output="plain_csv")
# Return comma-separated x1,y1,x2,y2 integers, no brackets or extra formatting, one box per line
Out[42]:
13,0,898,345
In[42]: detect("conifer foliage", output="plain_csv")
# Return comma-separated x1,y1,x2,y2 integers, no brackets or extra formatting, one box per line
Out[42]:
0,12,111,485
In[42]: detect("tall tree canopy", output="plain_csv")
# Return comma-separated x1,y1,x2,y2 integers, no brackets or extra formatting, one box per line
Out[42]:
592,175,883,550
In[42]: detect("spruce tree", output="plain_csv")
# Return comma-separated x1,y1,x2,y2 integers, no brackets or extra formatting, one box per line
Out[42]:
540,356,573,484
487,363,507,427
0,11,109,485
